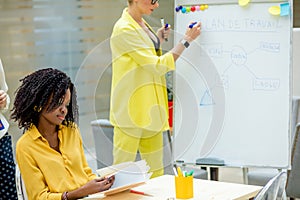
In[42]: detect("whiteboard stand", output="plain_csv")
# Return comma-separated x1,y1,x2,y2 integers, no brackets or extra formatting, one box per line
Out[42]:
243,168,249,184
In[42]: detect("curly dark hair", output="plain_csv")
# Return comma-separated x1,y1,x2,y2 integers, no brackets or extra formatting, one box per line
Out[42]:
11,68,79,130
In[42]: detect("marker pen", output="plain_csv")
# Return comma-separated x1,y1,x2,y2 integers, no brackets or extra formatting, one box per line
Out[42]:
173,166,178,176
177,166,183,177
189,22,197,29
186,170,194,177
130,190,153,197
160,18,168,41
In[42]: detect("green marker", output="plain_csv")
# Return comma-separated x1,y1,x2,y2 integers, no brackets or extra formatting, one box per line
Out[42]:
186,170,194,177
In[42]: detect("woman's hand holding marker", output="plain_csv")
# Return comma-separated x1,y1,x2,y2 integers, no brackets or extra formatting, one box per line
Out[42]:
184,21,201,43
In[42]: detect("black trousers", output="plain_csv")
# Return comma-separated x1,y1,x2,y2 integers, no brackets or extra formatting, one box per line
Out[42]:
0,133,18,200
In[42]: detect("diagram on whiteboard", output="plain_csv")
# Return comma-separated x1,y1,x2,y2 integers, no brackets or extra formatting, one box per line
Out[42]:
173,1,291,168
200,42,281,106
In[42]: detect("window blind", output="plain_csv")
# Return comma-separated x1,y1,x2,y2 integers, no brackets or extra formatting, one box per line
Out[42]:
0,0,127,150
0,0,174,163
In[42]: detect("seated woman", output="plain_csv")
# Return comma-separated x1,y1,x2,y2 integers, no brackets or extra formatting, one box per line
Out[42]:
11,68,114,200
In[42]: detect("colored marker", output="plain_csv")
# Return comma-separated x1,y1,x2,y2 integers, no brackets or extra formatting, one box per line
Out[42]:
160,18,168,41
164,26,169,42
177,166,183,177
130,190,153,197
186,170,194,177
189,22,197,29
183,171,187,177
173,166,178,176
160,18,165,28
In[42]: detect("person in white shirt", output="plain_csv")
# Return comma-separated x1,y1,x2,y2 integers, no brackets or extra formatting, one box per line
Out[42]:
0,59,18,199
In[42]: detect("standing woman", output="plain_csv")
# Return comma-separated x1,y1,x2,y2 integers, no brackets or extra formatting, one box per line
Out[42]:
110,0,201,177
0,59,18,199
11,68,114,200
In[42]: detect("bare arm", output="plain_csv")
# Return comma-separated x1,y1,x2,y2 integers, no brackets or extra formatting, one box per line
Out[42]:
171,22,202,62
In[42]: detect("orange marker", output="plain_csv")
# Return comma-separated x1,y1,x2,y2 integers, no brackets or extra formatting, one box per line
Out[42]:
130,190,153,197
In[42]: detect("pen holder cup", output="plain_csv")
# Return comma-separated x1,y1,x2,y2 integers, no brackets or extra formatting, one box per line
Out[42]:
175,176,194,199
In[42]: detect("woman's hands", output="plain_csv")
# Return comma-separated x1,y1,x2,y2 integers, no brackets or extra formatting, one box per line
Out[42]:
84,176,115,193
157,21,201,44
170,22,202,61
65,175,115,199
0,90,7,109
157,25,171,43
184,22,202,43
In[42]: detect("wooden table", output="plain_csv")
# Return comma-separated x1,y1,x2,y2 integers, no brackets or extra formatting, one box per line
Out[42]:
84,175,262,200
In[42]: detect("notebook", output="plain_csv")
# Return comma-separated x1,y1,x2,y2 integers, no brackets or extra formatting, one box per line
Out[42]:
82,160,152,199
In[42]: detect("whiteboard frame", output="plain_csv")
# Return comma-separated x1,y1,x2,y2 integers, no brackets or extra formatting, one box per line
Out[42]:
173,0,293,169
293,28,300,96
176,0,288,5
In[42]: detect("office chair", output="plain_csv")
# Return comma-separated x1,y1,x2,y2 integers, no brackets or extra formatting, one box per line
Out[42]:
15,164,28,200
254,171,287,200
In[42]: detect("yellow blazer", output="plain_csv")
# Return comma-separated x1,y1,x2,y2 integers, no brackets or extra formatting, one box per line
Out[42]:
110,8,175,132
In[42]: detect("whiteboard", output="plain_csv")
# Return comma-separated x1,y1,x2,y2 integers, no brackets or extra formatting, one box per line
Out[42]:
173,0,292,168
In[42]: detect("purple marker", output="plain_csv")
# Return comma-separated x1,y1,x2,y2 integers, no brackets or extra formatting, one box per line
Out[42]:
160,18,168,42
189,22,197,28
164,23,169,41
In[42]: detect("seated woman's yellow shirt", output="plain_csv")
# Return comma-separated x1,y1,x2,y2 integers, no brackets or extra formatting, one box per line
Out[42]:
16,124,96,200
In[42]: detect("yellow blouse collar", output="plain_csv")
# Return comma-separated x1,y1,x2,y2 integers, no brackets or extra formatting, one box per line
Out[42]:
28,124,64,140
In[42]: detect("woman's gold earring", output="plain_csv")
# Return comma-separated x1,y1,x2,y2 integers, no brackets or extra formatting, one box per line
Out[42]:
34,105,42,112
